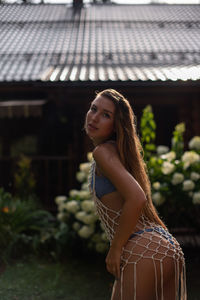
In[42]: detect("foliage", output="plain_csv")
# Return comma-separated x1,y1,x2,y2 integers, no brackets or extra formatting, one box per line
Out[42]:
171,123,185,158
14,154,36,200
0,153,70,260
140,105,156,160
0,187,66,260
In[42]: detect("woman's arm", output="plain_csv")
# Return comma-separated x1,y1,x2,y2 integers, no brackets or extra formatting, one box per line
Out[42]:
93,143,147,279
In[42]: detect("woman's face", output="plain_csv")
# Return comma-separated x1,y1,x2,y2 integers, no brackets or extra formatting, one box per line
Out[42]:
85,95,115,145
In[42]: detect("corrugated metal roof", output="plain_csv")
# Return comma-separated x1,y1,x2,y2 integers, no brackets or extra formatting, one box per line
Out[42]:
39,64,200,82
0,4,200,83
84,5,200,22
0,4,199,23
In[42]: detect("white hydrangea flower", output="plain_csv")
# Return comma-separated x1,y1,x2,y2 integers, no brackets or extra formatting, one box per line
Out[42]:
55,195,67,205
161,161,175,175
182,180,195,191
171,173,184,185
181,151,200,169
150,168,154,175
152,192,165,206
75,211,87,222
78,190,91,199
87,152,93,162
64,200,80,214
101,232,108,242
69,189,80,198
95,242,108,253
174,122,185,134
82,213,98,225
189,136,200,150
57,212,68,222
100,222,105,231
76,171,86,182
81,182,89,191
81,200,95,212
152,182,161,190
161,151,176,162
58,203,67,212
78,225,94,239
79,162,91,174
92,233,102,243
190,172,200,181
192,192,200,204
72,222,81,231
157,145,169,155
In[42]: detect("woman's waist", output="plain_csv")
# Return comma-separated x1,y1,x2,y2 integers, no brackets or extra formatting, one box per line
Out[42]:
97,209,172,244
108,224,173,244
129,226,173,242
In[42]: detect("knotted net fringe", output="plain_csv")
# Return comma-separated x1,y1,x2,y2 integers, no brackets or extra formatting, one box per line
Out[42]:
89,161,187,300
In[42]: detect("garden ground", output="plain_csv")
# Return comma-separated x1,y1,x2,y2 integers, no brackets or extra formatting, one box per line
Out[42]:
0,247,199,300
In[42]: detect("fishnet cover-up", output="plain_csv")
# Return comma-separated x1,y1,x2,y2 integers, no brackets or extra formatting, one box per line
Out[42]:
89,161,187,300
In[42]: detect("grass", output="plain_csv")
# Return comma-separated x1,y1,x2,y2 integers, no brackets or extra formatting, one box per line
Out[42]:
0,252,113,300
0,247,199,300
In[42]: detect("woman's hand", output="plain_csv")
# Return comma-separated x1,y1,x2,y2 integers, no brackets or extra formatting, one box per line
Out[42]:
105,245,122,280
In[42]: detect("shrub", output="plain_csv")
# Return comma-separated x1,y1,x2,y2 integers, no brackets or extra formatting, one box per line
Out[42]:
140,108,200,229
0,187,66,260
149,132,200,229
14,154,36,200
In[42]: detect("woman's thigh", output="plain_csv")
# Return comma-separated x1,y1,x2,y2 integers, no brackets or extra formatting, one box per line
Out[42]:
112,257,176,300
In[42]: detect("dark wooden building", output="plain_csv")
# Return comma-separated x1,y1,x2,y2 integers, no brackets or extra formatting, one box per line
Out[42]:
0,3,200,208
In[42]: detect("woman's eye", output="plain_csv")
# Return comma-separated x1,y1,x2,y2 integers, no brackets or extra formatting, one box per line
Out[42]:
91,106,96,112
103,113,110,118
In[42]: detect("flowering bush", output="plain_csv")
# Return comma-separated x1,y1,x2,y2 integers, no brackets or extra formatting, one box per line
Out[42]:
55,152,109,254
146,122,200,229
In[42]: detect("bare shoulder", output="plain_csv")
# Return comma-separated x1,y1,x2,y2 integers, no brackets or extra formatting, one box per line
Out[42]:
93,141,119,163
93,141,124,177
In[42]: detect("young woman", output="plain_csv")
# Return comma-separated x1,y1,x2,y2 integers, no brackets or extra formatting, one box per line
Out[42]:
85,89,187,300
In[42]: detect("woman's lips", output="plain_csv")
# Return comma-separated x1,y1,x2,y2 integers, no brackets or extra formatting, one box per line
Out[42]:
88,123,98,130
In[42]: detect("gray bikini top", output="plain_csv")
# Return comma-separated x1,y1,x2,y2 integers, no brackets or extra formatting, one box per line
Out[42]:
91,161,117,199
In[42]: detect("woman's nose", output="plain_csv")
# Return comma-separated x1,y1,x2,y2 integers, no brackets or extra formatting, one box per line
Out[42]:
91,112,99,122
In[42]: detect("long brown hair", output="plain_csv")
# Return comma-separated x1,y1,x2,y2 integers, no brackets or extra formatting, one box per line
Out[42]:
97,89,167,229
